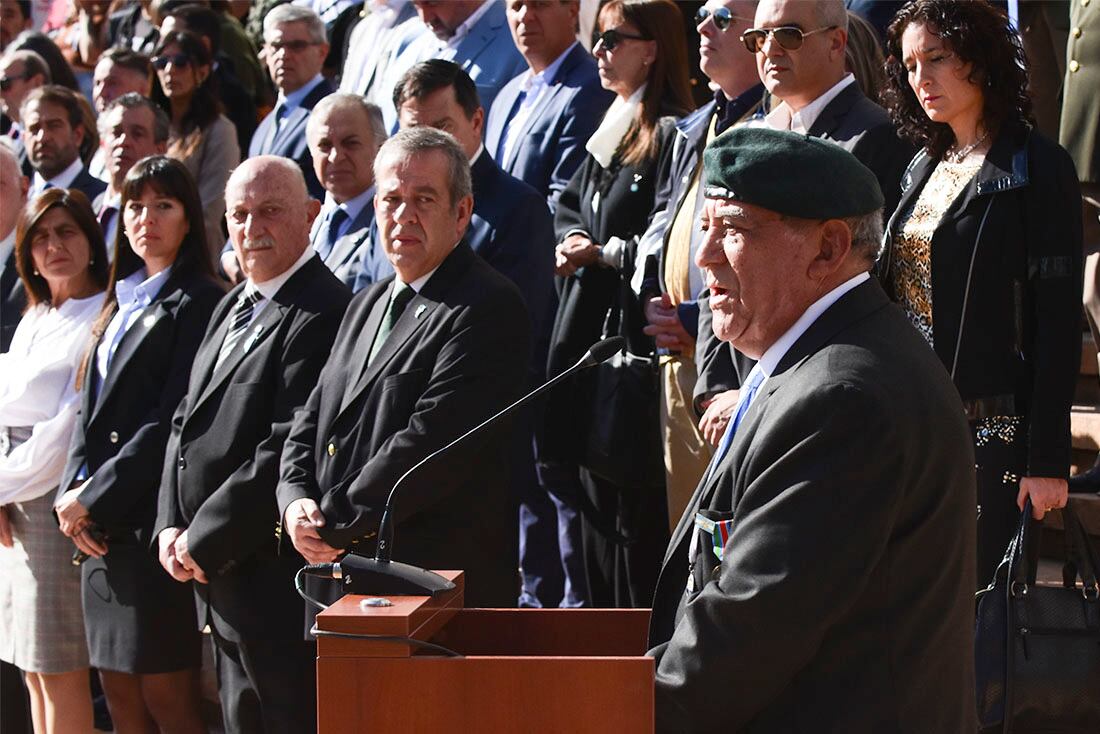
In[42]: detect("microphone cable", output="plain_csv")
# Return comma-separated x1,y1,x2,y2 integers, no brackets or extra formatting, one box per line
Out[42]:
294,565,463,658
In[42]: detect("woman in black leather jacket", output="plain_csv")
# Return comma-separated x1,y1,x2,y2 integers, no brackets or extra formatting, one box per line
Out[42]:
880,0,1082,588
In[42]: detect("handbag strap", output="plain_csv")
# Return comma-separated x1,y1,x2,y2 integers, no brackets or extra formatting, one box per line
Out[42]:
1061,501,1100,601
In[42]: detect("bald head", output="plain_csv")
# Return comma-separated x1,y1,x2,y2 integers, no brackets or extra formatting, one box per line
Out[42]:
0,141,28,240
225,156,320,284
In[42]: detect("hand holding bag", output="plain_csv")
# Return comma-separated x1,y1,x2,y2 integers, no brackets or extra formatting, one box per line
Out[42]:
975,499,1100,733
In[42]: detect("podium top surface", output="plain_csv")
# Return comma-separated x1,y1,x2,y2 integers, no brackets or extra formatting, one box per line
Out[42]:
315,570,464,638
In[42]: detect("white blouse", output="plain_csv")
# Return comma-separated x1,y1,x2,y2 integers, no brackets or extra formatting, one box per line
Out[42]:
0,293,103,504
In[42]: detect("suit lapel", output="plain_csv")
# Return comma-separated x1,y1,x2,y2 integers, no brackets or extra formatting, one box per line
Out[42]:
501,45,584,171
806,82,861,140
186,288,238,410
274,106,310,153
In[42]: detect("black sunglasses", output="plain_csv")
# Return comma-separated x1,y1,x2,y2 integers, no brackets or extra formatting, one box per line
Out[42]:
0,73,28,92
592,28,649,52
152,53,192,70
740,25,837,53
694,6,754,32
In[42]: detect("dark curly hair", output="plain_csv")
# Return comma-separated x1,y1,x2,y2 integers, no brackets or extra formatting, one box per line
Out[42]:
882,0,1033,160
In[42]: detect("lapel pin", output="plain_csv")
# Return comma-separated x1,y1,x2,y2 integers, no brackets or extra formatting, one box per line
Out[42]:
143,314,157,328
414,304,427,319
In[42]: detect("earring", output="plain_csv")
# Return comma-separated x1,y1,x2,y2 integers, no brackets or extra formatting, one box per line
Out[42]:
89,258,95,266
33,268,39,275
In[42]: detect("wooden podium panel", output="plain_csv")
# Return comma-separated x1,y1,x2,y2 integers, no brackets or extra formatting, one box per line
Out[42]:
315,572,655,732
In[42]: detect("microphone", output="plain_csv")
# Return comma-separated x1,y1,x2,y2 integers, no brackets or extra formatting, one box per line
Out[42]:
331,336,625,596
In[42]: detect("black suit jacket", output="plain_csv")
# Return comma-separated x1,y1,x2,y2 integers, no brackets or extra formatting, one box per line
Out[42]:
0,249,25,353
249,78,333,199
277,242,530,606
64,166,108,204
648,279,977,733
59,270,224,547
155,255,350,642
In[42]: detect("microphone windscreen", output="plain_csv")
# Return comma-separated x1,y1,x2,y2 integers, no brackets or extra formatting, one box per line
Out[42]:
584,336,626,366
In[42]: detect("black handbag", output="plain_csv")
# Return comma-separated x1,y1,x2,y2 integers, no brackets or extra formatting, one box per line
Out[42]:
974,499,1100,733
582,252,664,491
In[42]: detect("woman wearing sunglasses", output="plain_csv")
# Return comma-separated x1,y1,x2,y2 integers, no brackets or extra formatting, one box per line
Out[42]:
53,156,224,733
152,29,240,262
0,187,107,734
880,0,1082,588
545,0,693,608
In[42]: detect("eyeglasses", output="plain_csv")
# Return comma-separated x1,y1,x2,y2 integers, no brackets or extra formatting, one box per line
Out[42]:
740,25,837,53
0,73,28,92
151,53,192,70
592,28,649,52
267,39,320,54
694,6,754,32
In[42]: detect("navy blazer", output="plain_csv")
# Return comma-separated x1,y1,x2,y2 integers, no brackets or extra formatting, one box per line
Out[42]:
0,249,25,353
352,152,554,349
310,195,376,290
249,78,334,199
485,42,613,211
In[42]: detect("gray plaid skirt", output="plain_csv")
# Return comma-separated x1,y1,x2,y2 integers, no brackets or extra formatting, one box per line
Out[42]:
0,427,89,673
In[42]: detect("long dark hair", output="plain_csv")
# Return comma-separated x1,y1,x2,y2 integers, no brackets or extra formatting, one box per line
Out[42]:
882,0,1034,159
598,0,694,167
79,155,217,388
14,188,109,307
152,30,222,137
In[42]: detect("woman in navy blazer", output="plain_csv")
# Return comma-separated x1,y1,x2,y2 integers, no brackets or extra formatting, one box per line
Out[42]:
54,156,223,733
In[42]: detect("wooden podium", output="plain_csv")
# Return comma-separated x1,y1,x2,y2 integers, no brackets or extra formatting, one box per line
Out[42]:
314,571,655,732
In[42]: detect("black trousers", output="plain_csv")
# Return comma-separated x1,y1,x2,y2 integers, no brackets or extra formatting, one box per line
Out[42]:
210,629,316,734
972,415,1029,590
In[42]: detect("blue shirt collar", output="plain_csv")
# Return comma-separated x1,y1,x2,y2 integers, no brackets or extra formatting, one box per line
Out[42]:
116,265,172,310
279,74,326,112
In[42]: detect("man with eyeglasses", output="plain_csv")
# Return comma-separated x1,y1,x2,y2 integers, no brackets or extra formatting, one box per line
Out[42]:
687,0,912,461
223,4,334,283
0,48,49,176
635,0,764,533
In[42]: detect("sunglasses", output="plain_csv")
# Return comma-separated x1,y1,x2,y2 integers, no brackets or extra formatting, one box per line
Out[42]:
0,73,28,91
740,25,837,53
592,28,649,52
267,39,320,54
152,53,192,70
694,6,754,32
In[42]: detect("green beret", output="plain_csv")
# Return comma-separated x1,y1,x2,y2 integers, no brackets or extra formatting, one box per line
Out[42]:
702,127,884,219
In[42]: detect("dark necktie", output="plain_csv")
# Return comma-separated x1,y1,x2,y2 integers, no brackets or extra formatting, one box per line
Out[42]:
367,283,414,365
267,102,289,150
217,288,264,367
319,207,349,260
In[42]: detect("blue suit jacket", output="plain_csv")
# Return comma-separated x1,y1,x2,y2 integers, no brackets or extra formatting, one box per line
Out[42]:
484,42,613,212
67,166,108,204
309,196,376,290
354,152,554,363
249,78,335,199
383,2,527,132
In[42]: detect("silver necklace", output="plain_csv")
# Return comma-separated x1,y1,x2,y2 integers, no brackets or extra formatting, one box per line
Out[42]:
946,131,989,164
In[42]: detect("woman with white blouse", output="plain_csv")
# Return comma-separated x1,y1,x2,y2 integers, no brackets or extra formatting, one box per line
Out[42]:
0,188,107,734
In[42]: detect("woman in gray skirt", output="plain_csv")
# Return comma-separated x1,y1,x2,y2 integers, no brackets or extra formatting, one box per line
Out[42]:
0,186,107,733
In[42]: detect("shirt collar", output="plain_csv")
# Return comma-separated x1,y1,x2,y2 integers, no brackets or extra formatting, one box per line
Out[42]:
116,265,173,310
755,271,869,379
0,229,15,266
523,40,577,90
469,144,485,166
714,83,766,135
398,240,459,293
324,184,375,222
279,73,326,111
33,157,84,193
765,73,855,134
249,243,315,300
445,0,495,48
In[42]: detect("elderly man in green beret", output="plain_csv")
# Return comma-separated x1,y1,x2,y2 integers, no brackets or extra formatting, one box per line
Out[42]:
645,128,977,733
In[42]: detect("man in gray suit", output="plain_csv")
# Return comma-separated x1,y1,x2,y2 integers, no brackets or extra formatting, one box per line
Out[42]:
306,93,386,290
647,128,976,733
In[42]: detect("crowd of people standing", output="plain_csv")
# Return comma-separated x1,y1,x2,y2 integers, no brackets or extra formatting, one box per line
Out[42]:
0,0,1097,732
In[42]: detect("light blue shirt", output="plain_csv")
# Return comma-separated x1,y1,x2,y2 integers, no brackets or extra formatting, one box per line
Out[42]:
95,266,173,384
498,41,578,164
278,73,326,113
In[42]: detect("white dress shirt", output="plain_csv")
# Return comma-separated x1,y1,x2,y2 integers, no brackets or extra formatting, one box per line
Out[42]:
339,0,411,94
245,244,317,327
30,156,84,196
765,73,856,134
438,0,495,55
95,266,173,384
0,293,103,504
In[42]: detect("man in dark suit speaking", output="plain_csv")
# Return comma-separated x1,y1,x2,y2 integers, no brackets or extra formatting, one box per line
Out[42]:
278,127,530,607
155,156,351,734
647,128,977,733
